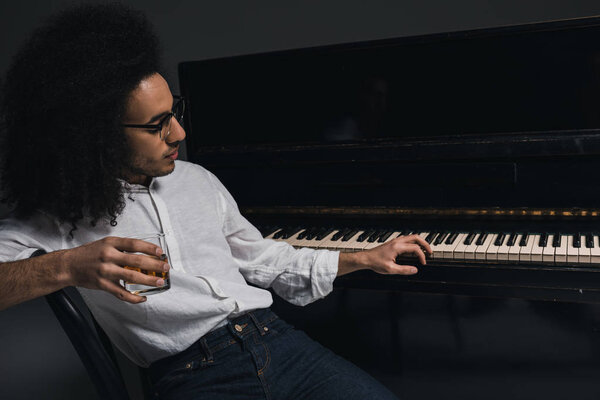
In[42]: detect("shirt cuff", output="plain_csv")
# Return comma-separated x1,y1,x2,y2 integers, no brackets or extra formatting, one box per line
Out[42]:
311,250,340,300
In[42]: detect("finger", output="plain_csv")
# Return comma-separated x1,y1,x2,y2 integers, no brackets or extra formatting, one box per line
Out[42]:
105,237,164,258
390,264,419,275
115,252,170,274
404,243,427,265
102,280,149,304
407,235,432,255
117,266,167,288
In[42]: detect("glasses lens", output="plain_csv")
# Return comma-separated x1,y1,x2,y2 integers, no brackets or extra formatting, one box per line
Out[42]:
173,98,185,123
161,115,173,140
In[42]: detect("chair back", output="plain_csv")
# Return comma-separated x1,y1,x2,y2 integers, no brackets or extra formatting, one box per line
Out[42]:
33,249,132,400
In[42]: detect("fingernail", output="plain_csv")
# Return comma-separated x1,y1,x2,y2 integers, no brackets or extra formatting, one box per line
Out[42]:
140,296,147,302
156,248,163,256
163,263,170,272
410,267,418,274
157,279,165,286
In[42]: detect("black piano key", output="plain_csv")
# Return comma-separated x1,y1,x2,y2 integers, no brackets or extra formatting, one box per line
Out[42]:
552,234,561,248
342,229,360,241
304,227,317,240
494,233,505,246
272,228,286,239
539,233,548,247
400,231,411,236
585,233,594,248
367,230,384,243
506,233,518,246
332,228,350,241
434,232,449,245
475,233,488,246
315,228,334,241
573,233,581,249
378,231,394,243
282,227,304,239
464,232,476,245
425,232,438,244
297,228,310,240
308,227,325,240
445,232,459,245
358,229,375,242
519,233,529,247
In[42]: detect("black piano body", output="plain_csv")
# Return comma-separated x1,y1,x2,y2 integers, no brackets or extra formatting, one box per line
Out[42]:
179,17,600,399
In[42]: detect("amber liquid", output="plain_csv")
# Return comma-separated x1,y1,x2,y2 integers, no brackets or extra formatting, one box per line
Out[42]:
123,254,170,295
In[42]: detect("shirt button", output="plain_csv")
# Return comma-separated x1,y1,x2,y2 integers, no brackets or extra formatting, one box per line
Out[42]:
263,327,269,332
234,324,243,332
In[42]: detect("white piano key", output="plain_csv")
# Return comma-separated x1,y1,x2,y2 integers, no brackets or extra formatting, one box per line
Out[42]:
315,230,342,250
429,233,449,260
555,235,568,264
384,231,403,243
567,235,579,264
442,233,464,259
475,233,495,260
519,234,536,262
286,229,309,248
542,234,555,263
590,236,600,264
463,234,479,260
530,234,544,263
340,230,367,252
363,231,393,250
579,235,592,264
508,234,523,261
453,233,469,260
302,229,332,249
375,231,403,248
486,234,502,261
497,235,512,261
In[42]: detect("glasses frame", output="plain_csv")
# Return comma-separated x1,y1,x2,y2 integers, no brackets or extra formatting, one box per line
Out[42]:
121,95,185,141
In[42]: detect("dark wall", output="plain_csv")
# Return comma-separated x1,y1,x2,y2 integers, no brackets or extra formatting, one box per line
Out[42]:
3,1,600,399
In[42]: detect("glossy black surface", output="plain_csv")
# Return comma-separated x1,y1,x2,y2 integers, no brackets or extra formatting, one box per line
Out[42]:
180,17,600,148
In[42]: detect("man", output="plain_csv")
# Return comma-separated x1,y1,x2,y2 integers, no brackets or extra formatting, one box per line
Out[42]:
0,4,431,399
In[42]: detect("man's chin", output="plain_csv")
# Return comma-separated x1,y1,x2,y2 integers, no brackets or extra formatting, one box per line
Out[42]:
156,162,176,178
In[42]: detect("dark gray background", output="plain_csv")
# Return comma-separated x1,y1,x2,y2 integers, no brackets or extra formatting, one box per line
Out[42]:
3,1,600,399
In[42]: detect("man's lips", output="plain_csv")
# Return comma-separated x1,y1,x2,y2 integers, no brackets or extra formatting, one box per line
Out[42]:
165,148,179,159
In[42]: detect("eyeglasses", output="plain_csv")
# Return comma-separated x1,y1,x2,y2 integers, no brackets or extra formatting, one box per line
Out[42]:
122,95,185,141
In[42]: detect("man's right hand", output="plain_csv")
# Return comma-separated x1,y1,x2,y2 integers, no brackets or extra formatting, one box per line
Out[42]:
63,236,170,304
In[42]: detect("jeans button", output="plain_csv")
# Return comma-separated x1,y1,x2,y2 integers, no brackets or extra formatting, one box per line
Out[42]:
234,324,243,332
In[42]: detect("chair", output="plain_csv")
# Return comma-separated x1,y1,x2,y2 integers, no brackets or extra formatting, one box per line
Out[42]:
33,250,153,400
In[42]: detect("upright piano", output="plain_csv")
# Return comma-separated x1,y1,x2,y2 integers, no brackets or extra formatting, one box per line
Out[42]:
179,17,600,399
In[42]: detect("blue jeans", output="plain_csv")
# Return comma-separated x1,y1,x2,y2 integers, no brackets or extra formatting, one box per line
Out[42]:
148,308,399,400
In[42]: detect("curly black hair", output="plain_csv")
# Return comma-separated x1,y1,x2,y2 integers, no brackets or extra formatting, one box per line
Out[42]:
0,3,163,229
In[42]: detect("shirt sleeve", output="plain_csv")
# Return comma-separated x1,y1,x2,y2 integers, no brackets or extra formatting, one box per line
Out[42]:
206,171,339,306
0,212,65,263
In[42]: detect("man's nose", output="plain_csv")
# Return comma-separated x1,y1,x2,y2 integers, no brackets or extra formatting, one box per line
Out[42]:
167,118,186,143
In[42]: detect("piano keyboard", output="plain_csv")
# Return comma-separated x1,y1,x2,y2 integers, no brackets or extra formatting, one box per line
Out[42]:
261,227,600,265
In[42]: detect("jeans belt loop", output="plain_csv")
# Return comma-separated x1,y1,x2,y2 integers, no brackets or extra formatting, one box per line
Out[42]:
248,311,266,336
199,337,213,362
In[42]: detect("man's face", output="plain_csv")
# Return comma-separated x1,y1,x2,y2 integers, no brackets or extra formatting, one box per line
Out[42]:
122,73,186,185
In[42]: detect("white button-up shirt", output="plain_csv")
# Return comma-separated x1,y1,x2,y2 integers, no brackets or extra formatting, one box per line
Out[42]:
0,161,339,367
